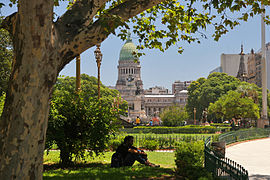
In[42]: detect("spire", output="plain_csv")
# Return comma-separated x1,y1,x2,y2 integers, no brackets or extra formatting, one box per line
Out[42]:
126,31,132,43
239,44,245,55
236,44,247,82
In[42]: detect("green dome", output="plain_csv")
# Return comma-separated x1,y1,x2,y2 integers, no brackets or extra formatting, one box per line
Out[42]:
119,36,138,61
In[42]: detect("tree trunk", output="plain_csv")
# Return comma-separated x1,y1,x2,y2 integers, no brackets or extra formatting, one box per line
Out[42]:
0,0,167,179
0,0,56,179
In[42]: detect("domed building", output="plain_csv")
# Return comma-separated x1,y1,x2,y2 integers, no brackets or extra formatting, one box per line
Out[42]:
115,34,190,121
115,34,145,119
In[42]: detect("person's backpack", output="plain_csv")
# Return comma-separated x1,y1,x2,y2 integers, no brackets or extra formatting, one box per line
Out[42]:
111,152,123,168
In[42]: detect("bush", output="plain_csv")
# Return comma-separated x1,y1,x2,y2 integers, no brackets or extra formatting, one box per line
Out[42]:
121,125,230,134
175,141,213,179
107,137,124,151
160,105,188,126
141,139,159,150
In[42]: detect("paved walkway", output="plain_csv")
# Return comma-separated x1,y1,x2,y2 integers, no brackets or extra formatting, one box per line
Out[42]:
226,138,270,180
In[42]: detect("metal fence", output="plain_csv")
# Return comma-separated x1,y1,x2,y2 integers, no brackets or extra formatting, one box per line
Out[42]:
219,128,270,145
113,134,217,149
205,128,270,179
204,137,248,180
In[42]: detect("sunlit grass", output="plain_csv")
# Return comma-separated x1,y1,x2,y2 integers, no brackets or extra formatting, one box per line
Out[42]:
43,151,176,179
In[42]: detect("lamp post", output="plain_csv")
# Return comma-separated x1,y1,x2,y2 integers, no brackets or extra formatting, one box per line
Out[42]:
94,44,102,100
76,55,81,91
194,108,196,125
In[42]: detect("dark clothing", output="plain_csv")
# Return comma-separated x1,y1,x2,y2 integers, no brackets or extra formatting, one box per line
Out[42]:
123,152,147,166
111,143,147,167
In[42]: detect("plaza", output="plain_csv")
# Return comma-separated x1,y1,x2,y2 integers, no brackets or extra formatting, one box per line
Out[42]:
226,138,270,179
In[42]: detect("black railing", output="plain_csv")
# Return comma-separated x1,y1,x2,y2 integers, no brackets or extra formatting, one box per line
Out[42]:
204,137,248,180
219,128,270,144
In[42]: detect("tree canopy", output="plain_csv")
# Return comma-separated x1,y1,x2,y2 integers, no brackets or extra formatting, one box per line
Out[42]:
46,74,127,166
160,105,188,126
186,72,240,120
208,90,260,120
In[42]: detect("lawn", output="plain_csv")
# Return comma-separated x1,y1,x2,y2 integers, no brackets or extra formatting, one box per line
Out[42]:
43,151,176,179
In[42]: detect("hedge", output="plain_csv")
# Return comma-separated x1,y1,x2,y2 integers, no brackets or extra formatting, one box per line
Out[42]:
120,125,230,134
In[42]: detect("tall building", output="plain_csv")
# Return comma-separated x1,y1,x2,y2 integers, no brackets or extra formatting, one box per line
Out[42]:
220,51,249,77
210,43,269,90
144,86,169,95
172,80,192,94
115,34,145,119
115,36,190,120
236,45,248,82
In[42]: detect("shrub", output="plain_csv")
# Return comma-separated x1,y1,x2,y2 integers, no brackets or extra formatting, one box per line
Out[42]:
121,125,230,134
107,137,124,151
175,141,213,179
141,139,159,150
160,105,188,126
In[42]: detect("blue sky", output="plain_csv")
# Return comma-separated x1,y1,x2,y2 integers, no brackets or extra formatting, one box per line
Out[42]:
1,1,270,91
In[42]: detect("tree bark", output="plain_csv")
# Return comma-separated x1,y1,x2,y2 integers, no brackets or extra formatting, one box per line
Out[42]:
0,0,56,179
0,0,166,179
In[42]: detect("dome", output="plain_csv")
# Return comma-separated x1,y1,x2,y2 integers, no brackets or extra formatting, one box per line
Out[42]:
119,35,138,61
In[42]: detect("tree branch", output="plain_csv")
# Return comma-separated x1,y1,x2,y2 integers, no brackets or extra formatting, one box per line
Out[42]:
57,0,166,69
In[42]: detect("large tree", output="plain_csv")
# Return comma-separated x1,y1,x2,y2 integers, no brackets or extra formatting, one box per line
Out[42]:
208,90,260,120
46,74,127,166
0,0,268,179
186,72,240,121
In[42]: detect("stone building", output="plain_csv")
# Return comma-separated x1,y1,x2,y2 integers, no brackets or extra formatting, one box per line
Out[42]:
210,43,269,90
172,80,192,93
115,35,145,119
115,36,190,120
144,86,170,95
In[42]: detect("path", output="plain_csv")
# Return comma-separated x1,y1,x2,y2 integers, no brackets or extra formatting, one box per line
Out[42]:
226,138,270,180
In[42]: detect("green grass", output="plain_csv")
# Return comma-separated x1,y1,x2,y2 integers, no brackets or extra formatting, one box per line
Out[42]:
43,151,176,179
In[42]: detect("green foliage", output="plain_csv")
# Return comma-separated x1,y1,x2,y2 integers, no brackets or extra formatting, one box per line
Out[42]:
0,17,13,95
186,73,241,121
175,141,213,179
3,0,263,56
208,90,260,120
107,136,124,151
115,0,268,56
121,125,230,134
140,139,159,150
160,105,188,126
0,92,5,116
46,74,128,166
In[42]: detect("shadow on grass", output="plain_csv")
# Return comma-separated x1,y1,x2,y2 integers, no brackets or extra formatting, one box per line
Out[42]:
43,163,174,180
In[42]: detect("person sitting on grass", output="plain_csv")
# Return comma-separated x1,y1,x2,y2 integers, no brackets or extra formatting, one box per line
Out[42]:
111,136,160,168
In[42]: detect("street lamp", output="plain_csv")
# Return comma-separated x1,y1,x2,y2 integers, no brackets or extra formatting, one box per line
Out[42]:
76,55,81,91
94,44,102,100
193,108,196,125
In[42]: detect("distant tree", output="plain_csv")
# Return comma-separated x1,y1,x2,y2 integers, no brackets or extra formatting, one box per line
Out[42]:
186,73,240,121
46,74,127,166
160,105,188,126
208,91,260,121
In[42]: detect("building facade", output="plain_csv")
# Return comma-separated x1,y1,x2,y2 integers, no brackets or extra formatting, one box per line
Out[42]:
172,80,192,94
115,35,145,119
115,37,190,120
210,43,269,90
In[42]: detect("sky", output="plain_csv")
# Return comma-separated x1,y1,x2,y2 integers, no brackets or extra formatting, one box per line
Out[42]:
1,1,270,91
